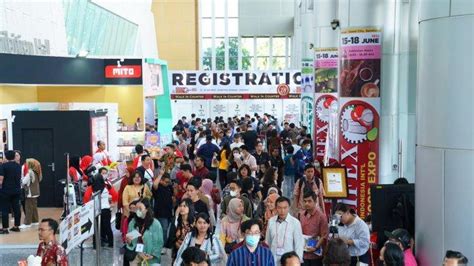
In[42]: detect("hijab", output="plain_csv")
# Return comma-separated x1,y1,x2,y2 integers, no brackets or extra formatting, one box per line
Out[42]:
264,193,279,221
200,179,213,196
26,158,42,183
227,198,243,223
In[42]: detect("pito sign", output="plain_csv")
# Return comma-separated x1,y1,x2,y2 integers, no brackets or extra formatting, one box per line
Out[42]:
105,65,142,79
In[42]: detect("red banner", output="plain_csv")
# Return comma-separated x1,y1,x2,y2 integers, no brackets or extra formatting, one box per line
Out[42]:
339,29,381,218
105,65,142,78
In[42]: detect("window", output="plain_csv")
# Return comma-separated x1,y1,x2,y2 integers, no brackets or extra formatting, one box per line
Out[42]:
199,0,292,70
240,36,292,70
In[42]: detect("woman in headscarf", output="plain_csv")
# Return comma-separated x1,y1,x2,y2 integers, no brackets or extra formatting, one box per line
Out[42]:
19,158,42,228
262,192,279,236
220,198,249,254
199,179,217,221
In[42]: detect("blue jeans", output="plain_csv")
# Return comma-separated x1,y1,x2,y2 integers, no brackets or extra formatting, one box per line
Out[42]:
157,217,171,244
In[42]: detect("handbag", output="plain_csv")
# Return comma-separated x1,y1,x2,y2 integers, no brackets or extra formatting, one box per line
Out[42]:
124,246,137,262
115,211,122,230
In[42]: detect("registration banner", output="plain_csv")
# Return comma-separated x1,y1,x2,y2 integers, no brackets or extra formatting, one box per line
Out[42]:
338,28,381,218
314,48,339,162
170,70,301,95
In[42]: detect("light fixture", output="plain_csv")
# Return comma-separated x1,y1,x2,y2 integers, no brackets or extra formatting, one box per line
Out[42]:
331,19,340,30
76,50,89,58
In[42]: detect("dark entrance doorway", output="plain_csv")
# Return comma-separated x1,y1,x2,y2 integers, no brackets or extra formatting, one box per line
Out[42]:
21,129,55,207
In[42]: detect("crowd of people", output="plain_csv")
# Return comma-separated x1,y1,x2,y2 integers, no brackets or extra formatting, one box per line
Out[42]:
0,113,469,266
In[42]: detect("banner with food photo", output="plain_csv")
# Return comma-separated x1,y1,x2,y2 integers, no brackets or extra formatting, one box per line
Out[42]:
314,48,339,163
338,28,381,218
339,29,381,98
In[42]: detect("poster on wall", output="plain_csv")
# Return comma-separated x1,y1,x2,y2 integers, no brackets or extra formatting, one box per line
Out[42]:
338,28,381,218
91,116,108,154
0,119,7,152
315,48,339,162
264,101,283,118
227,100,246,118
192,101,210,118
142,59,164,97
301,58,315,93
246,101,265,115
283,99,300,124
210,102,228,118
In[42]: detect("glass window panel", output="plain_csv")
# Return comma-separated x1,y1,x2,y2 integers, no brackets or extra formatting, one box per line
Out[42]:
229,57,239,70
215,18,225,37
215,38,225,51
288,37,291,56
228,0,239,17
257,57,269,70
241,37,254,56
228,37,238,57
202,37,213,56
272,37,286,56
202,18,212,37
216,57,225,70
272,57,286,70
215,0,225,17
201,0,212,17
256,37,269,56
228,18,238,37
242,57,253,70
202,57,212,70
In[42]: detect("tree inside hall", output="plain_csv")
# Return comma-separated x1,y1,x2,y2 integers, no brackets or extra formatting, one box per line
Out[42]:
203,38,251,70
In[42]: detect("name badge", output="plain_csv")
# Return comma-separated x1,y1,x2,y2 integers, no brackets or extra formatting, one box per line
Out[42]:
136,243,144,252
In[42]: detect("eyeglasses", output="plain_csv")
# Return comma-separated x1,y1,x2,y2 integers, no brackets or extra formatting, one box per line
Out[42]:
246,231,261,236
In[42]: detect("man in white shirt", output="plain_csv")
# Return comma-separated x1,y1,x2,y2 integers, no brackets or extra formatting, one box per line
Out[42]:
266,197,304,265
93,140,112,166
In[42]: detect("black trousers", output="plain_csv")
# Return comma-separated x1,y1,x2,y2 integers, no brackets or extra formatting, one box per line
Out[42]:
350,251,370,266
101,209,113,246
1,193,21,229
218,169,228,189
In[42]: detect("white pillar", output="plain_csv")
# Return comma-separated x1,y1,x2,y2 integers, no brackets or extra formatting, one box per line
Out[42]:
416,2,474,264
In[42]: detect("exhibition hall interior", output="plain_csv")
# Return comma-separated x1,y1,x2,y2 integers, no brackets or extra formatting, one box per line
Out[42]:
0,0,472,265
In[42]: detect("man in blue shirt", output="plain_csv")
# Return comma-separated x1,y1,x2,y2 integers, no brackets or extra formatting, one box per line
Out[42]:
227,219,275,266
293,139,313,181
197,135,220,170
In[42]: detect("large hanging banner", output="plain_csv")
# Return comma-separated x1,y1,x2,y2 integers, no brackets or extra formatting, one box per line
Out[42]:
169,70,301,122
142,59,164,97
301,58,315,136
338,28,381,219
314,48,339,163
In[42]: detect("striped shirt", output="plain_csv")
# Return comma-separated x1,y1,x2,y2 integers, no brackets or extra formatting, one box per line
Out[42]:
227,244,275,266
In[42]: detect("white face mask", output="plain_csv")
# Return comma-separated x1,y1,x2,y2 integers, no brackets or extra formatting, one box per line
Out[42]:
230,190,238,197
136,210,146,219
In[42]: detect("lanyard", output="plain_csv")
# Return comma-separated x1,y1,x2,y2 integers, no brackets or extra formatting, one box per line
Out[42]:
138,224,146,244
275,219,289,249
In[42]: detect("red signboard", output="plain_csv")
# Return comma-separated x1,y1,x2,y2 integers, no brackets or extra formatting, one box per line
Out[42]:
105,65,142,78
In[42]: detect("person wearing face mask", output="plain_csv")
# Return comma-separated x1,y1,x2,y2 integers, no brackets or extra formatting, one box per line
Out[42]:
221,179,253,219
334,203,371,266
234,145,258,177
152,172,174,249
227,219,275,266
292,139,313,181
174,213,226,266
221,198,250,254
125,198,164,266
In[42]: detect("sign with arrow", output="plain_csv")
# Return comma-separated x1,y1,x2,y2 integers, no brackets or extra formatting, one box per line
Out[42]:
59,200,95,254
